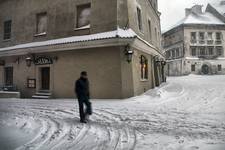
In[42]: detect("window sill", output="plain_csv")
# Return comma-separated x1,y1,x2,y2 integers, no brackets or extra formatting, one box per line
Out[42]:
3,39,11,42
74,25,90,31
140,79,148,82
34,32,47,37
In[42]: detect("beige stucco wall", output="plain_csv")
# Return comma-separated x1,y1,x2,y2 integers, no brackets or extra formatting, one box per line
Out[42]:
52,47,122,99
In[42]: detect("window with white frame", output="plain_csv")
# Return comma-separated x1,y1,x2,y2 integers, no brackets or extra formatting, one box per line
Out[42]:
216,32,222,40
191,32,197,43
76,3,91,29
199,32,205,40
207,32,213,40
191,47,197,56
216,46,223,56
208,47,214,55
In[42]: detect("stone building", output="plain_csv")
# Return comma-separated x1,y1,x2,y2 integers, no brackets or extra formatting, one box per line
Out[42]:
0,0,165,99
162,4,225,76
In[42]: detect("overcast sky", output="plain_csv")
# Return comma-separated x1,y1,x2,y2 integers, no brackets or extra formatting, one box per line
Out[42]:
158,0,216,32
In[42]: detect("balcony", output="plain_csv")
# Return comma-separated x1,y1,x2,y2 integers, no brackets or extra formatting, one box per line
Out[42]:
207,40,214,45
190,39,197,44
199,40,205,44
198,55,219,59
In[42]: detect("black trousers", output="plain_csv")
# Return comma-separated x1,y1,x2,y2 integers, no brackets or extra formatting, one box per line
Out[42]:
78,98,92,121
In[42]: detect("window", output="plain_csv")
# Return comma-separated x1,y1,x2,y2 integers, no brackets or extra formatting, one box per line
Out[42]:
191,32,196,43
199,47,206,56
166,51,171,59
137,7,143,31
199,32,205,41
27,79,36,88
172,49,176,58
208,47,214,55
216,46,223,56
218,65,222,71
207,32,213,40
3,20,12,40
176,48,180,58
140,55,148,80
191,47,197,56
36,12,47,34
216,32,222,40
4,67,13,86
191,64,195,72
155,27,157,44
148,20,152,42
76,3,91,28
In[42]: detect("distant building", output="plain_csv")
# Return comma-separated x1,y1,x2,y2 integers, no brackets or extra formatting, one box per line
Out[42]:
0,0,165,99
162,4,225,76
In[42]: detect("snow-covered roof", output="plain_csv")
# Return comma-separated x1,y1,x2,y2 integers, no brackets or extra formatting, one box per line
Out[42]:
210,1,225,17
0,28,137,52
164,12,225,33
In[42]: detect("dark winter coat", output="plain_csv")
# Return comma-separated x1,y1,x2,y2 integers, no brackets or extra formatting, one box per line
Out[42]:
75,77,90,101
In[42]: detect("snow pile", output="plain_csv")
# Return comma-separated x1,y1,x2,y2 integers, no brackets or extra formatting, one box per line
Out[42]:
0,75,225,150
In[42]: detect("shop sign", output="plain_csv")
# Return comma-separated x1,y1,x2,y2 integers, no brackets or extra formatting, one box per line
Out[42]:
34,57,53,65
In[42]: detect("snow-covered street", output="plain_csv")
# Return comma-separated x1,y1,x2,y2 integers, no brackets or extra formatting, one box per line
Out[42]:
0,75,225,150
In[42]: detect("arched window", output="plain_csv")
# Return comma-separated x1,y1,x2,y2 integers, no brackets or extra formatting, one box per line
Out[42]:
140,55,148,80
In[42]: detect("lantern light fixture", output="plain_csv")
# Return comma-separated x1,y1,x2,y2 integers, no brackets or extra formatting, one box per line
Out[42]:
26,57,32,67
125,45,133,63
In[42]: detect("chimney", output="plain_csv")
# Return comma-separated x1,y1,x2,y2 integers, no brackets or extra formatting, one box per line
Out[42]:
185,5,203,17
185,8,191,17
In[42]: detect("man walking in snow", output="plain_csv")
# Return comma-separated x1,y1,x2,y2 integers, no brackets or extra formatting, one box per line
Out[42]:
75,71,92,123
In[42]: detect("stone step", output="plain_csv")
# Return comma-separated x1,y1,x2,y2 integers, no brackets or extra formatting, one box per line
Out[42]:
32,95,50,99
35,92,52,96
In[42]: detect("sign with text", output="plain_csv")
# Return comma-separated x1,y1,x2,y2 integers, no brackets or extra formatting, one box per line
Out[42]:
34,57,53,65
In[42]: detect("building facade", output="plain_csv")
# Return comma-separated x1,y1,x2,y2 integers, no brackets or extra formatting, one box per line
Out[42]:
162,4,225,76
0,0,165,99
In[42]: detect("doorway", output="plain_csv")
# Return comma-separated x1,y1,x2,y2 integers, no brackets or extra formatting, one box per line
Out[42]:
41,67,50,90
4,67,13,86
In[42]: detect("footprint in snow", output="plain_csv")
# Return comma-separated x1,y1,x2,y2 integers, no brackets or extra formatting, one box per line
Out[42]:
190,146,199,149
178,140,184,143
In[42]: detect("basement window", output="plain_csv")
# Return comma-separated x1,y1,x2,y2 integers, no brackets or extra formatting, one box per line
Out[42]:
27,79,36,88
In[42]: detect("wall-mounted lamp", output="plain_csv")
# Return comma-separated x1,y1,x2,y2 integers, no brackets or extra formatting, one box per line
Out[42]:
26,57,33,67
124,45,133,63
161,61,167,66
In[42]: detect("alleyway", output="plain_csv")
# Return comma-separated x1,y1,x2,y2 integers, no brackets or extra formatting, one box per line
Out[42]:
0,75,225,150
